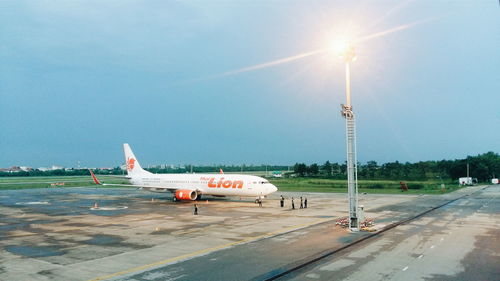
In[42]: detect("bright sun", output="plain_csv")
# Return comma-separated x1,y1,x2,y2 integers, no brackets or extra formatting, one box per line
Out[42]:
330,39,351,55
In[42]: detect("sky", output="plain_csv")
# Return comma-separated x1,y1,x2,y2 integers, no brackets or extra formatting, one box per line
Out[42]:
0,0,499,168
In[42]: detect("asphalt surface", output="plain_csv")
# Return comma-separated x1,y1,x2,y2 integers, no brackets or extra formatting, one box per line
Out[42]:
1,185,497,281
281,185,500,281
107,186,499,281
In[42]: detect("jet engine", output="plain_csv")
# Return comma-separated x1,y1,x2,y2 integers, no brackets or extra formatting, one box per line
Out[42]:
174,190,198,201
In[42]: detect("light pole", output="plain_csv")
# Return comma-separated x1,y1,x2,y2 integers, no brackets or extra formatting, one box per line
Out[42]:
339,44,359,231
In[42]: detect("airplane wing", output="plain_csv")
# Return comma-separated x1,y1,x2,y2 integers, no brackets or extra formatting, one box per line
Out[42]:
89,169,179,192
100,175,132,179
101,183,177,192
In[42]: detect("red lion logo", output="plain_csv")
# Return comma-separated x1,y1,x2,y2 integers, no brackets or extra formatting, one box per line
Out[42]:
127,158,135,171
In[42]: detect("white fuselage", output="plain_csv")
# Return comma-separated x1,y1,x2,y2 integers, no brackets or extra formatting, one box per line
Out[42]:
130,173,278,197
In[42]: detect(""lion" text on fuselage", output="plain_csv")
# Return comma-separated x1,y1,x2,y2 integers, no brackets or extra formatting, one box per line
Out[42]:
206,177,243,189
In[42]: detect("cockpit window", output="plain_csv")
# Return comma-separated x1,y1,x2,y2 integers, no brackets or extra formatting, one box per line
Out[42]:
259,181,269,184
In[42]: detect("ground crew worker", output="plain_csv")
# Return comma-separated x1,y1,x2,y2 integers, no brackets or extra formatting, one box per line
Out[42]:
304,197,308,208
280,195,284,207
194,204,198,215
258,199,262,207
291,197,295,209
300,197,303,209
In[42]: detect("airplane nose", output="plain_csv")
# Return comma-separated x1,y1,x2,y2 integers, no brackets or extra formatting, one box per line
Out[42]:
271,185,278,192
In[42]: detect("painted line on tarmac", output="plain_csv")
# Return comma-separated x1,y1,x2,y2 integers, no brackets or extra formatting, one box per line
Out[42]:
87,217,333,281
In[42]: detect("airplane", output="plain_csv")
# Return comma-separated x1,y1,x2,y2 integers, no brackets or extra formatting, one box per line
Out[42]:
90,143,278,202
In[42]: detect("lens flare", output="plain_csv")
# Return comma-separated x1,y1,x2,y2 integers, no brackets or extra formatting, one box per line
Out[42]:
213,49,326,78
197,12,441,80
355,16,439,44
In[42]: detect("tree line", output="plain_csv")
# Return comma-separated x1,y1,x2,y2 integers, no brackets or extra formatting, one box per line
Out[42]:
1,152,498,182
293,152,499,182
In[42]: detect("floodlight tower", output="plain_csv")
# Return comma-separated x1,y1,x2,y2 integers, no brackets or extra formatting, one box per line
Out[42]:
339,44,360,231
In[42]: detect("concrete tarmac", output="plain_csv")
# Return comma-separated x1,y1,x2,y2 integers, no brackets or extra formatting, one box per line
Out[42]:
0,185,497,281
282,185,500,281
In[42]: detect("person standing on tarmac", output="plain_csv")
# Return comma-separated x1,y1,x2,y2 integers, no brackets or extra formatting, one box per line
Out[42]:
304,197,308,208
300,197,304,209
291,197,295,209
280,195,285,208
194,204,198,215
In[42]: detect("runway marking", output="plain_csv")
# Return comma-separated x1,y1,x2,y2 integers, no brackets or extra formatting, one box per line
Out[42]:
417,254,423,259
90,206,128,211
87,218,332,281
430,245,435,249
402,266,409,271
15,201,49,205
440,237,444,241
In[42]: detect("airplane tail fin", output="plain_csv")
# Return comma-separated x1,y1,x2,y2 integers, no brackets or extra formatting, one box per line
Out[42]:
123,143,151,176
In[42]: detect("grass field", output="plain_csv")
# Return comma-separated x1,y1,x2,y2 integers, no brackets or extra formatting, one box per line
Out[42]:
0,175,128,190
268,178,463,194
0,175,464,194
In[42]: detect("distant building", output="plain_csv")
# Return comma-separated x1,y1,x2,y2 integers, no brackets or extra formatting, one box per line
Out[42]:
0,166,32,173
272,171,283,178
37,165,65,171
0,167,14,173
19,166,33,172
